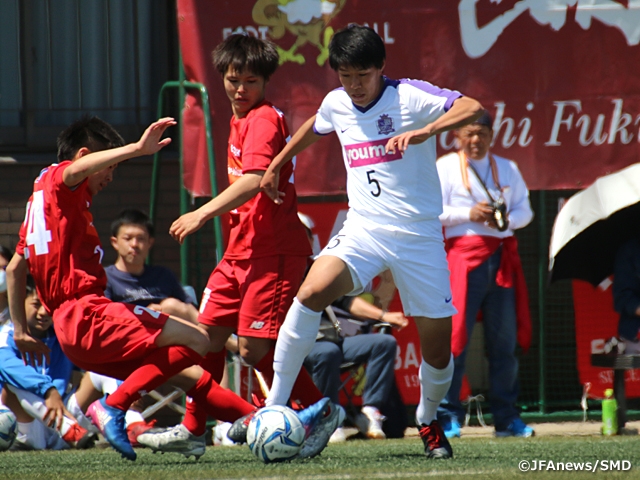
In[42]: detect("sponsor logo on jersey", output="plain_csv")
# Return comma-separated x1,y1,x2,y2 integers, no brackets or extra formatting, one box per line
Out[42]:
249,321,265,329
377,114,395,135
228,166,243,177
344,138,402,168
230,144,241,157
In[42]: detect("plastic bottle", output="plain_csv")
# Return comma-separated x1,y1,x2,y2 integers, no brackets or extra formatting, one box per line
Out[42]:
601,388,618,436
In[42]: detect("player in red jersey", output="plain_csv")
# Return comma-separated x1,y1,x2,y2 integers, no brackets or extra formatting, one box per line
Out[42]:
137,35,329,457
6,117,256,460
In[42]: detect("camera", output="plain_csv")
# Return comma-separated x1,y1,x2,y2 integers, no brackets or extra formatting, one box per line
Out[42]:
492,198,509,232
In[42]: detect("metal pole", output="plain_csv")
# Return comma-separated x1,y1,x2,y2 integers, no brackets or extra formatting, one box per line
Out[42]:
538,190,547,413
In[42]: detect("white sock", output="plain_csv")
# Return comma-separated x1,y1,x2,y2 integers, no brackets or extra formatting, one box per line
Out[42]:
66,394,96,433
266,298,322,406
17,420,46,450
125,409,145,426
415,355,454,426
8,386,76,437
89,372,119,395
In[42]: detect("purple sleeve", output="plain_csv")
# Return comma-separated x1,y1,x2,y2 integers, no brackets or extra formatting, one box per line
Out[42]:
399,79,462,111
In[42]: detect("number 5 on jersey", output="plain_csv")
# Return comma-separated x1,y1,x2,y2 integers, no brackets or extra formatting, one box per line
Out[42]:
367,170,381,197
24,191,52,255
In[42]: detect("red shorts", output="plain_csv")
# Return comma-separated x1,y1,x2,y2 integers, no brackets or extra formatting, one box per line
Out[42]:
53,294,169,380
198,255,307,340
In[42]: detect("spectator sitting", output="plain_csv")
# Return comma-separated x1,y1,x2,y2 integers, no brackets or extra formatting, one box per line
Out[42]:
105,208,198,321
0,276,93,450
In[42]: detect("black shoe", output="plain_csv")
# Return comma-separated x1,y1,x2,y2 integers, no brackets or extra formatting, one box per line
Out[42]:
418,420,453,459
226,410,256,444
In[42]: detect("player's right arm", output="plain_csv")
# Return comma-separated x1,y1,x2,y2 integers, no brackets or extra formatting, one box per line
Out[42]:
62,117,177,187
5,253,51,366
260,115,322,203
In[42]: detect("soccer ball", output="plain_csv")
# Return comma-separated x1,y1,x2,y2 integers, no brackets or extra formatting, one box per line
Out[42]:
0,408,17,451
247,405,305,463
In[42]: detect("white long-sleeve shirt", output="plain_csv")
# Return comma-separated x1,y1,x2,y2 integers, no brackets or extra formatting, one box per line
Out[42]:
437,151,533,239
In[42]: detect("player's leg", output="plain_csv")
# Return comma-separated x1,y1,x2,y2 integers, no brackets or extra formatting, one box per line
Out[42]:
267,255,353,406
231,254,324,408
56,298,208,460
389,222,456,459
2,387,45,450
270,221,387,457
4,386,93,449
136,364,256,459
102,313,209,411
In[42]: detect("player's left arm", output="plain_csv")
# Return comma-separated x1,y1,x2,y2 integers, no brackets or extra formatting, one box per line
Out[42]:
386,96,484,153
63,117,176,187
5,253,51,366
170,171,263,244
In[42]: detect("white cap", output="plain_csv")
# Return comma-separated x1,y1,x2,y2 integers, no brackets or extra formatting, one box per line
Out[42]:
297,212,315,231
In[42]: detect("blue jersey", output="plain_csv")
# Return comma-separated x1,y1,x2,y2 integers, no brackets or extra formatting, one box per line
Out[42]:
0,323,73,397
104,264,188,306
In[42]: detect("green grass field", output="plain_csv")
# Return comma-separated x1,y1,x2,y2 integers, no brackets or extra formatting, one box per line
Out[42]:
3,435,640,480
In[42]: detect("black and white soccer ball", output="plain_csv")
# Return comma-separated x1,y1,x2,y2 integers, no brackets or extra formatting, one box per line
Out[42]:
246,405,305,463
0,408,17,451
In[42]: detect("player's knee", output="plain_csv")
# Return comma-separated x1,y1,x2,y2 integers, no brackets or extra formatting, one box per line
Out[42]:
296,284,331,311
238,345,268,366
188,326,211,355
377,335,397,357
159,297,183,315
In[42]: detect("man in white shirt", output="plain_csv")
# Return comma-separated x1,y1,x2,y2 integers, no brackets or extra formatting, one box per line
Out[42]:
436,111,534,439
259,24,483,459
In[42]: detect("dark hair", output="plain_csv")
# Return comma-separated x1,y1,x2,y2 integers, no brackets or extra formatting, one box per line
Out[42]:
0,245,12,264
329,24,386,71
472,110,493,130
212,35,279,80
25,274,36,296
111,208,155,238
57,116,125,162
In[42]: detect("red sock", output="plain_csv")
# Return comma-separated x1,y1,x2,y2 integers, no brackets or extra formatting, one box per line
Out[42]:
200,350,226,383
182,396,208,436
106,345,202,411
291,368,323,408
185,370,255,425
253,348,323,408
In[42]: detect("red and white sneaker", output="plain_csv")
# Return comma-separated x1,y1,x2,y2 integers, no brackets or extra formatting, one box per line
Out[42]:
62,422,96,449
418,420,453,459
127,419,157,447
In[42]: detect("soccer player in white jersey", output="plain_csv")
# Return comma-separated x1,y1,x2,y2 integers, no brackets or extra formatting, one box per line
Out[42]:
260,24,484,459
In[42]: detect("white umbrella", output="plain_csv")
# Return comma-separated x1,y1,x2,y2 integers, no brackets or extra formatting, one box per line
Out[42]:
549,162,640,286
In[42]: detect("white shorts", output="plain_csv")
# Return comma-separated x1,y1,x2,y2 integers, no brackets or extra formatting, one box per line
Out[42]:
318,211,457,318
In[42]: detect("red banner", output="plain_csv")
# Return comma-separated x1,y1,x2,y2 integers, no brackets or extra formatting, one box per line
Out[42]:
177,0,640,197
573,280,640,399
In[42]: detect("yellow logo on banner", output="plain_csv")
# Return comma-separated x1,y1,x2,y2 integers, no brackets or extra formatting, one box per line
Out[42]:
252,0,346,66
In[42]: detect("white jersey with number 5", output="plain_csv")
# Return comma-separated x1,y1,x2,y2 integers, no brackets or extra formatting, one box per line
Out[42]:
314,77,461,228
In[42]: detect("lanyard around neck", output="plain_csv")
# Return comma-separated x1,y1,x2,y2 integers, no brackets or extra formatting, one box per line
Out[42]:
458,150,502,195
